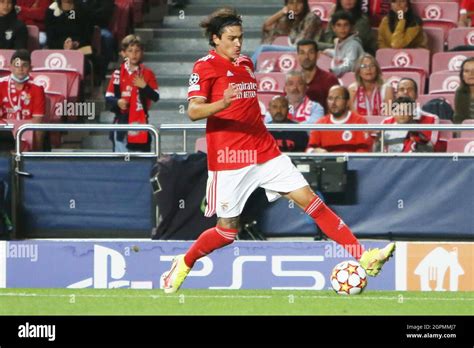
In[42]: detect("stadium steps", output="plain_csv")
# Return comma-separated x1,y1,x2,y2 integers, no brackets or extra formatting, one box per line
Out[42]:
87,0,278,153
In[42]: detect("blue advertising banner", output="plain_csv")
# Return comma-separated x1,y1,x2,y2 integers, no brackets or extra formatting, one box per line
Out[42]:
3,241,396,291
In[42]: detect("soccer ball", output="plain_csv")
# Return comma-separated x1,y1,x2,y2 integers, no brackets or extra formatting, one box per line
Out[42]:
331,260,367,295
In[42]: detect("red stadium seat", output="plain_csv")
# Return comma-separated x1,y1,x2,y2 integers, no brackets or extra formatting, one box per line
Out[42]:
412,2,459,22
338,71,355,87
272,36,291,46
0,49,15,77
256,52,300,73
431,51,474,73
418,93,454,108
446,138,474,152
30,72,69,99
255,72,286,93
376,48,430,76
26,25,40,51
428,71,460,94
308,1,335,23
447,28,474,50
461,119,474,138
32,50,84,102
382,71,425,94
424,27,445,54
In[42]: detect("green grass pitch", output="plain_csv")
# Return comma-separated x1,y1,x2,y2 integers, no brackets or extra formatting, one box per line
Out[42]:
0,289,472,315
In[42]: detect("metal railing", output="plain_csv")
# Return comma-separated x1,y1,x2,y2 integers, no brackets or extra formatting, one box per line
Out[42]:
159,123,474,155
15,124,160,158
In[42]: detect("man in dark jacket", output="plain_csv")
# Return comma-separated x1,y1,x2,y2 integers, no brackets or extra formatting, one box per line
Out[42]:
0,0,27,49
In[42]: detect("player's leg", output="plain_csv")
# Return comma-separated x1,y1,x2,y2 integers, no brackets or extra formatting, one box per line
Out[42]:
161,217,239,294
285,186,395,276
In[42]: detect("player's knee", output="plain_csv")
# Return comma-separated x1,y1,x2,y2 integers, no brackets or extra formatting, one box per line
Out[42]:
218,216,240,231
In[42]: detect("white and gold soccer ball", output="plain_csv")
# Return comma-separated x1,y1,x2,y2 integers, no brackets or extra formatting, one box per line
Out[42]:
331,260,368,295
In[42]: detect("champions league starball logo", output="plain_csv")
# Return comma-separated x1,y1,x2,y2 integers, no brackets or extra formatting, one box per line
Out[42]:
189,73,200,86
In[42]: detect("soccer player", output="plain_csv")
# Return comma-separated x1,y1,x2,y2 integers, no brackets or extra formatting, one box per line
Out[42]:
161,8,395,294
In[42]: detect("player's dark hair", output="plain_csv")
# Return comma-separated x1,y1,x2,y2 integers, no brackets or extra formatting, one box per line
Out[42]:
397,77,418,96
11,49,31,64
330,10,355,26
296,39,318,52
200,7,242,47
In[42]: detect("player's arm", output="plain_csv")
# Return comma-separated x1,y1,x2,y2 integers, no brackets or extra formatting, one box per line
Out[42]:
188,84,238,121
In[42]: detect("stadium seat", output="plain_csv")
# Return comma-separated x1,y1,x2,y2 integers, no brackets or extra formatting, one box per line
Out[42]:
255,72,286,93
431,51,474,73
418,93,455,108
195,137,207,153
424,27,445,54
31,72,69,99
338,71,355,87
412,2,459,22
376,48,430,76
461,119,474,138
308,1,335,26
26,25,40,51
447,28,474,50
272,36,291,46
32,50,84,102
0,49,15,77
428,71,460,94
256,52,300,73
446,138,474,152
382,71,425,94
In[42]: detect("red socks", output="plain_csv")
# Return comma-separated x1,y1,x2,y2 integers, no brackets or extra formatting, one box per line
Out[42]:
184,226,238,268
305,196,364,260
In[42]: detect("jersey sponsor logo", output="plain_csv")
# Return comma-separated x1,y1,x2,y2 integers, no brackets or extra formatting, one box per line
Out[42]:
189,73,200,86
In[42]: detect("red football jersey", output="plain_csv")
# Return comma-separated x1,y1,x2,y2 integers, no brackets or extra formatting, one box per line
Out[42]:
308,111,373,152
188,50,281,171
0,76,45,120
105,63,159,114
382,110,439,152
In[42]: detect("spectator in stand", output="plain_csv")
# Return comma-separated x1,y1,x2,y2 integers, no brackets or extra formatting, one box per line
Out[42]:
105,35,159,152
322,11,364,77
16,0,50,47
318,0,376,55
0,0,27,49
454,57,474,124
267,95,309,152
45,0,106,84
297,39,339,113
0,49,45,150
459,0,474,27
378,0,426,49
252,0,323,66
80,0,116,70
348,54,394,116
265,70,324,124
381,96,439,152
307,85,373,153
